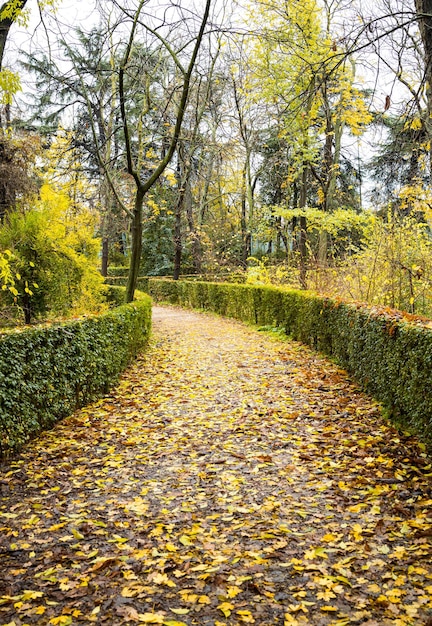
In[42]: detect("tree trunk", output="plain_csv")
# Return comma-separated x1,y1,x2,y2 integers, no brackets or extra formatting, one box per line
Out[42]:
0,0,28,70
299,166,308,289
241,165,250,266
415,0,432,177
101,237,109,277
125,188,144,302
185,187,202,274
173,193,182,280
22,291,32,324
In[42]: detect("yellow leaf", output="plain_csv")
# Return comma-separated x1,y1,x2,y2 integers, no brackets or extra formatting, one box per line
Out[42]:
35,606,46,615
72,528,84,540
138,613,165,624
351,524,363,541
218,602,235,617
237,609,255,623
21,590,44,601
314,547,328,558
165,543,178,552
179,535,192,546
170,608,190,615
322,533,337,542
317,590,336,601
128,498,149,515
348,503,367,513
151,572,176,588
49,617,72,625
198,595,211,604
335,575,351,586
48,523,66,531
227,585,242,598
320,605,338,611
121,586,146,597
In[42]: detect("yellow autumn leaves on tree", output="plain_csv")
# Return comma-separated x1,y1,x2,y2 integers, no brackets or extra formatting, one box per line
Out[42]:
0,130,106,323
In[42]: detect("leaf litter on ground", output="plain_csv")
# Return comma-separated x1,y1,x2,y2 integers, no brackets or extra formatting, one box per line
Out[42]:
0,305,431,626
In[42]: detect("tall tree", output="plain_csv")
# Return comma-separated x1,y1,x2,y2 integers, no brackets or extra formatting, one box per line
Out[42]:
84,1,212,301
23,0,213,299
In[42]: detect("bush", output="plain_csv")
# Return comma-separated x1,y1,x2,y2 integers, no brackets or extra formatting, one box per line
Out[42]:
0,291,152,456
149,278,432,448
333,214,432,316
0,205,106,324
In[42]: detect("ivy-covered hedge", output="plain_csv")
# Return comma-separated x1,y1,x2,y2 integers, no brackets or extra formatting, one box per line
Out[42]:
106,284,129,307
149,278,432,447
0,291,152,456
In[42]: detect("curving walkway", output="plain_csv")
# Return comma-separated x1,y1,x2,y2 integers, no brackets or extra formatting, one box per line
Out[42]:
0,305,431,626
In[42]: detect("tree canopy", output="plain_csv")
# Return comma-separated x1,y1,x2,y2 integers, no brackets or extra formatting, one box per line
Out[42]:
2,0,432,318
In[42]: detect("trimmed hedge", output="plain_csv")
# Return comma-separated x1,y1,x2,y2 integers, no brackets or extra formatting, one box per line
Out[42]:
0,290,152,456
106,284,129,307
105,276,150,292
148,278,432,447
107,266,130,277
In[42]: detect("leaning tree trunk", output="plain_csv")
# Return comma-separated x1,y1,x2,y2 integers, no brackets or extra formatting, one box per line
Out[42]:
125,188,144,302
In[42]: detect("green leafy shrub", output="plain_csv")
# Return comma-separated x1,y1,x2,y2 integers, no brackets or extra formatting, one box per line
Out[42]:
0,206,106,324
149,278,432,448
0,291,152,455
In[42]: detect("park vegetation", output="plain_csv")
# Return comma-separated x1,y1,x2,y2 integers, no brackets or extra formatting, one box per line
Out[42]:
1,0,432,321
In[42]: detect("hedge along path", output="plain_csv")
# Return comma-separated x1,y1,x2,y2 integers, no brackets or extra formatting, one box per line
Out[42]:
0,307,431,626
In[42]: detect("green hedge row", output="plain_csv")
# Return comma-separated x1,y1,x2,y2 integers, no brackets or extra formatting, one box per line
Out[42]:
148,278,432,447
106,284,129,307
0,290,152,456
106,275,150,292
106,266,130,277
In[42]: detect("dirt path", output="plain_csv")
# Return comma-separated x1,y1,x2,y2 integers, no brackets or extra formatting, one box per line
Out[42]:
1,305,431,626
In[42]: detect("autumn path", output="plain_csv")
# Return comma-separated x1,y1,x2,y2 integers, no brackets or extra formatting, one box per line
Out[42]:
1,306,431,626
